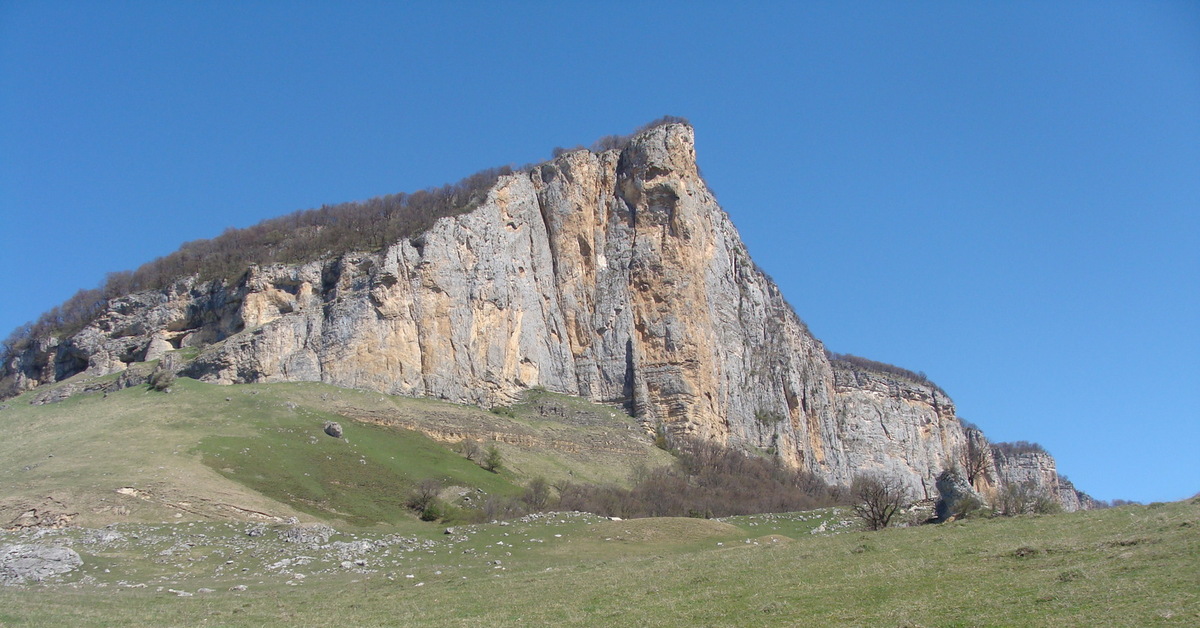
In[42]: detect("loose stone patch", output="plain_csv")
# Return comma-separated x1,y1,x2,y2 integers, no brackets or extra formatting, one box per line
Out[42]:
1,544,83,585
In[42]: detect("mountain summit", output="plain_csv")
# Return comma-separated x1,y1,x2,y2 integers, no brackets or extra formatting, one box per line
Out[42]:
1,121,1090,511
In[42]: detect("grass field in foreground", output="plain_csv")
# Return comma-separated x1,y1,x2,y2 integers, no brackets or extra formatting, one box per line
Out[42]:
1,499,1196,626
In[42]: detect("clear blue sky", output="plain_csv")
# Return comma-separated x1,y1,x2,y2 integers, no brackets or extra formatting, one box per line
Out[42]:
2,1,1197,503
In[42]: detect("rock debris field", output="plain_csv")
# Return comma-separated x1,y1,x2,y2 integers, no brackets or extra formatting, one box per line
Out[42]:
0,509,857,595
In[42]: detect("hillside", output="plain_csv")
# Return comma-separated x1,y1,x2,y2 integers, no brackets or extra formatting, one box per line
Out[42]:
0,377,671,530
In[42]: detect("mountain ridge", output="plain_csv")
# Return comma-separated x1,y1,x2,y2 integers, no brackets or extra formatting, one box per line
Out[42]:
0,121,1092,511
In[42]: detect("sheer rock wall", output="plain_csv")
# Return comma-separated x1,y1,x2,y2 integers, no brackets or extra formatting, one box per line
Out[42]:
2,123,1089,509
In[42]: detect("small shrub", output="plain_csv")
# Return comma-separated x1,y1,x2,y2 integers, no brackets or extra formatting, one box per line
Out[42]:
551,145,586,158
477,495,525,522
482,444,503,473
754,409,784,426
407,478,443,515
419,501,444,522
635,115,691,133
590,135,627,152
459,438,481,462
521,477,550,511
1031,494,1062,515
149,370,175,392
996,481,1060,517
991,441,1048,457
949,494,987,519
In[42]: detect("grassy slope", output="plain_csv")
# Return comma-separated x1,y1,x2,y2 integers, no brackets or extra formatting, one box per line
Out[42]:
0,375,670,528
0,501,1196,626
2,375,1195,625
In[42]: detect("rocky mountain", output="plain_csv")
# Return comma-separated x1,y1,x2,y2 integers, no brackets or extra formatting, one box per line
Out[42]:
1,121,1090,511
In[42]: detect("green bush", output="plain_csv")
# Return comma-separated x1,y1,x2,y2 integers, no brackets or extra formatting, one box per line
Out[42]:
419,501,444,522
407,478,443,517
754,409,784,426
949,494,988,519
483,444,503,473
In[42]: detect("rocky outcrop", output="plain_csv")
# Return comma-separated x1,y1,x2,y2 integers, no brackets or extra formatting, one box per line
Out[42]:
0,544,83,585
829,361,965,499
0,122,1087,509
990,445,1094,512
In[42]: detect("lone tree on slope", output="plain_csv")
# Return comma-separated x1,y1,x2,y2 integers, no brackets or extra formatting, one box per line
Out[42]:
851,473,910,531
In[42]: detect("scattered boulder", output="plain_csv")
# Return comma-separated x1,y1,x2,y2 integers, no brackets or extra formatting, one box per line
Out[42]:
142,333,174,363
81,529,125,546
1,544,83,585
279,523,336,545
323,421,343,438
935,470,985,521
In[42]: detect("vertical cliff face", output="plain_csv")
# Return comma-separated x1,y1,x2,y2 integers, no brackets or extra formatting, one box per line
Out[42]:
3,123,1087,508
829,362,965,500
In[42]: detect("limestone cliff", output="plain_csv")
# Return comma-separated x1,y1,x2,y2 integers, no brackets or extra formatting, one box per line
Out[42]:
989,445,1095,512
1,122,1089,510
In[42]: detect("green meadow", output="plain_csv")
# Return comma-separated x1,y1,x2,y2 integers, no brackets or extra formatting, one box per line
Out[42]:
0,500,1195,626
0,377,1195,626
